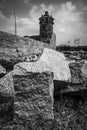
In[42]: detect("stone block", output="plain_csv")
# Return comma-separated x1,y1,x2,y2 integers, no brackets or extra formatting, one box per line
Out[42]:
13,72,54,124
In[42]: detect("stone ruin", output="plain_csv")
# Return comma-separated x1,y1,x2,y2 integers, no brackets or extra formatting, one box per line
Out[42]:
25,11,56,50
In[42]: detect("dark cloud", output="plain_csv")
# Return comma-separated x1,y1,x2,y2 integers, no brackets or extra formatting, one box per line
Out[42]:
0,0,5,3
0,0,87,17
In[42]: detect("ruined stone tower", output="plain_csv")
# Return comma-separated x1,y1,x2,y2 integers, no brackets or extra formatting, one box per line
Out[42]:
39,11,54,44
27,11,56,50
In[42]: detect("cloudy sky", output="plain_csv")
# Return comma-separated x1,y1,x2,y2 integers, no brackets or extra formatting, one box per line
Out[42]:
0,0,87,45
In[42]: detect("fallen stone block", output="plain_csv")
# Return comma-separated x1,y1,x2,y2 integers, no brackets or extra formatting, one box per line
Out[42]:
13,72,54,124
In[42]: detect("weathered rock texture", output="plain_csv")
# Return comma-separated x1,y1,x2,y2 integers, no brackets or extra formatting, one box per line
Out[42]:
54,60,87,96
39,48,70,81
13,72,54,124
0,71,54,129
0,73,14,96
61,61,87,93
0,31,44,71
13,48,71,81
69,62,83,84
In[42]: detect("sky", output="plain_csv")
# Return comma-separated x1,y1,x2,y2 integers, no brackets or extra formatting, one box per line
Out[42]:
0,0,87,46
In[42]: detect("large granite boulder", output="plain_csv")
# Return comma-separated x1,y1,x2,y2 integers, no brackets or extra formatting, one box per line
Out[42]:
0,31,44,71
39,48,70,81
69,62,83,84
14,48,71,81
69,60,87,84
61,60,87,93
13,72,54,124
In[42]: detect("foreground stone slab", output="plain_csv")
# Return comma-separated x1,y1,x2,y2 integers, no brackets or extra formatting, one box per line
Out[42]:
13,72,54,124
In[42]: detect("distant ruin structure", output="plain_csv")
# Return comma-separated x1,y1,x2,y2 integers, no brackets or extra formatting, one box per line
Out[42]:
25,11,56,50
39,11,56,50
39,12,53,42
